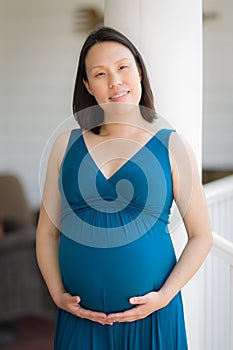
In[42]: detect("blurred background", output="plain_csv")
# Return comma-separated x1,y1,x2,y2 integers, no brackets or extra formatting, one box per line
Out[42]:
202,0,233,182
0,0,232,349
0,1,105,349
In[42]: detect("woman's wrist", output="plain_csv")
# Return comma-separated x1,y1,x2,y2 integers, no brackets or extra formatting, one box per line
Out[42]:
157,288,173,308
52,288,67,307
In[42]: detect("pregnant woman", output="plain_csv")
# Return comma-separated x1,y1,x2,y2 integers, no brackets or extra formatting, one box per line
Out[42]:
36,26,212,349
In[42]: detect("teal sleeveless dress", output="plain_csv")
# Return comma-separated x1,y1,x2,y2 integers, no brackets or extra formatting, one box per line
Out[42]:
54,128,188,349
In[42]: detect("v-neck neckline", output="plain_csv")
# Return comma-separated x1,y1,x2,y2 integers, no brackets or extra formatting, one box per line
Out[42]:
81,129,163,181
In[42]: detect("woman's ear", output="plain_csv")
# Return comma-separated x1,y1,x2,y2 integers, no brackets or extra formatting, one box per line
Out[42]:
83,78,94,95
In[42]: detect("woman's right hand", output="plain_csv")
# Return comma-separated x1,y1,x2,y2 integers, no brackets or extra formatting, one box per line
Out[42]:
57,292,112,326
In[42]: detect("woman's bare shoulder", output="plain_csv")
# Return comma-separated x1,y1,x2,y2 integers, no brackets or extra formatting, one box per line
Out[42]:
49,130,73,170
168,131,197,163
54,129,72,147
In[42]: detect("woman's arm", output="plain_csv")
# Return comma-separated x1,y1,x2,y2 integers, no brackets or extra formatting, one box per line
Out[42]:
36,132,67,305
107,132,213,323
36,131,111,325
156,132,213,303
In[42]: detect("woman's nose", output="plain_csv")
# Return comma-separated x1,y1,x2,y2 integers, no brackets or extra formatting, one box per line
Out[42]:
108,72,122,88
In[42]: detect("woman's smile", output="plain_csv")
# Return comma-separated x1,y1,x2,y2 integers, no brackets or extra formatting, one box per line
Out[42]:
109,90,130,102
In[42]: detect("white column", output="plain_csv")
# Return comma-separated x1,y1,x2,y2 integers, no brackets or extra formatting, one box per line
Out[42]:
105,1,204,349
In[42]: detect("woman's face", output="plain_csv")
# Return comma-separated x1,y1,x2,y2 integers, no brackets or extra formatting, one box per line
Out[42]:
83,41,142,107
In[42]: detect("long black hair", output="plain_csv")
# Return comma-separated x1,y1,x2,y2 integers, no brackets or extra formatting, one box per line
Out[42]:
73,26,156,134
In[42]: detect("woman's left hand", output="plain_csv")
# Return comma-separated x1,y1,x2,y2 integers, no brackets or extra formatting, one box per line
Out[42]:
107,291,168,323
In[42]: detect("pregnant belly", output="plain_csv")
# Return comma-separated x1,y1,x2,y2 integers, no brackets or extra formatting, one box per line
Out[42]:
59,232,176,313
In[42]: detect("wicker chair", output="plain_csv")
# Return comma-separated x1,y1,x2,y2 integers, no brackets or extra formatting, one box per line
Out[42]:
0,173,55,323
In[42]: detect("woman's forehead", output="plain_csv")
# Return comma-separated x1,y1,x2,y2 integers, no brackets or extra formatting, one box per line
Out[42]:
85,41,134,65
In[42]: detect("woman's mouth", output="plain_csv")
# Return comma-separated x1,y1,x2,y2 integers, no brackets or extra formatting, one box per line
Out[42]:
109,91,129,101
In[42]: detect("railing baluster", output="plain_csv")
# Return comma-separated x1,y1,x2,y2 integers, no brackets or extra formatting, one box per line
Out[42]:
230,266,233,350
204,175,233,350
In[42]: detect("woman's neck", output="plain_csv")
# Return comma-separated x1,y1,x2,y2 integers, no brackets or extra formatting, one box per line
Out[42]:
101,106,151,137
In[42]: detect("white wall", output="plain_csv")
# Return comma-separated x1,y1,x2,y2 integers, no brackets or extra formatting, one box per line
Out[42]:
203,0,233,169
0,0,104,209
1,0,232,209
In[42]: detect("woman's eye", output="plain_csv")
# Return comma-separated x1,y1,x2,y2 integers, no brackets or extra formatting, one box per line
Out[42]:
95,72,105,77
119,65,128,70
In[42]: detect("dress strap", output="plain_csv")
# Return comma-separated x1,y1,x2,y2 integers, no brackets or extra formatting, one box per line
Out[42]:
156,128,175,148
64,128,82,156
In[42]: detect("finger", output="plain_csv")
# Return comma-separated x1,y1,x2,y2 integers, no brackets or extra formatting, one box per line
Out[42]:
71,296,81,304
77,307,108,323
108,306,148,323
129,296,146,304
107,311,124,322
108,310,137,322
109,314,141,323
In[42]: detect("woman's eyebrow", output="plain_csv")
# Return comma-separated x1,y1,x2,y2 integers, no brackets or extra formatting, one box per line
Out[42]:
88,58,131,72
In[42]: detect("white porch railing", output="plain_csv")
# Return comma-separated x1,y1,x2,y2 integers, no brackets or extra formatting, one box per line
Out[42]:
203,175,233,350
205,175,233,242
